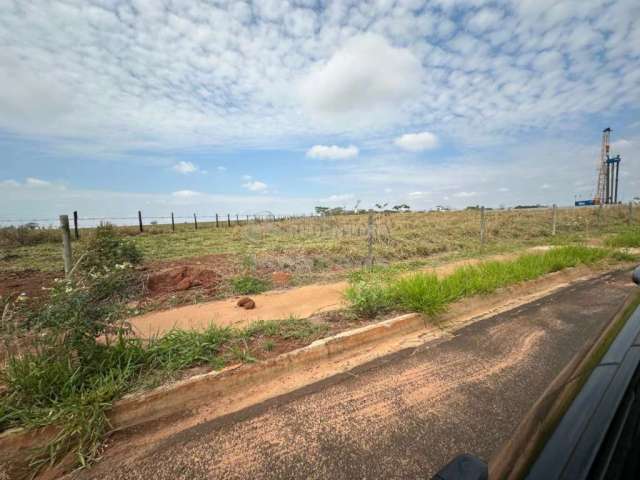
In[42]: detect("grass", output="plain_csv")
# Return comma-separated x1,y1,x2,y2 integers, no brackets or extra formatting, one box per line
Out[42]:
0,317,327,474
2,205,636,274
231,275,270,295
605,227,640,248
346,245,629,318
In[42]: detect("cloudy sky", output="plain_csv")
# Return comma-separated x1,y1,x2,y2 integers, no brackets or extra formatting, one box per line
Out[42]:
1,0,639,223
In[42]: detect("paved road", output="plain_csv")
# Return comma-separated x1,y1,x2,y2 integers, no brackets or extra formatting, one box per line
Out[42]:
80,270,635,480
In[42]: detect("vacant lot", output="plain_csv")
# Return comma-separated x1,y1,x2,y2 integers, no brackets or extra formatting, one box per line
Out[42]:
1,206,637,309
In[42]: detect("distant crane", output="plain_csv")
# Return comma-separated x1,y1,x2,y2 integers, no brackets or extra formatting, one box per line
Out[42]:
576,128,622,206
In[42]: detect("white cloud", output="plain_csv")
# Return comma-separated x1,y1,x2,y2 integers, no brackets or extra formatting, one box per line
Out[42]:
25,177,52,187
408,191,429,197
306,145,359,160
172,190,200,198
242,175,252,180
498,187,510,192
173,161,199,174
541,183,551,189
467,8,504,32
394,132,439,151
217,166,227,172
298,33,423,124
243,181,268,192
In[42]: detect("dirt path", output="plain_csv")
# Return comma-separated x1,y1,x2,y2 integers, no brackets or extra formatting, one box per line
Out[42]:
130,247,550,337
76,269,636,480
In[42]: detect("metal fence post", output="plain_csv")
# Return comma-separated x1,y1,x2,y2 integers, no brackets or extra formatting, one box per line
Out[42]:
73,210,79,240
227,214,231,227
193,213,198,230
138,211,143,233
171,212,175,232
60,215,73,277
215,214,219,228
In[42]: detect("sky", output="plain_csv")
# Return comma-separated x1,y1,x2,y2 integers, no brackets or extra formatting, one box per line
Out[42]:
1,0,639,224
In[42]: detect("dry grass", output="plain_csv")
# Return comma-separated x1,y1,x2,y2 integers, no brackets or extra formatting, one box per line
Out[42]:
1,205,636,274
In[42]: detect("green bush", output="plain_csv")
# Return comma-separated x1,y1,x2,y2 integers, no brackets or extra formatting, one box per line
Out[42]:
231,275,270,294
80,224,142,272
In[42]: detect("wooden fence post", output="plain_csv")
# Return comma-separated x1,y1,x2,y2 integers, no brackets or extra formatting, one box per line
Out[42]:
629,202,634,225
60,215,73,277
215,214,219,228
480,206,486,247
236,214,239,225
171,212,175,232
227,214,231,227
367,213,374,268
193,213,198,230
138,211,143,233
73,211,79,240
552,204,557,236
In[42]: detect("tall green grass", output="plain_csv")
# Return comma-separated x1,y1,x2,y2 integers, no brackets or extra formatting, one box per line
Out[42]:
606,228,640,248
0,317,326,473
346,246,619,318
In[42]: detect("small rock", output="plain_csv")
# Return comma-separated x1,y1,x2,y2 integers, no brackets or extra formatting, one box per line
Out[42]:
237,296,252,307
243,299,256,309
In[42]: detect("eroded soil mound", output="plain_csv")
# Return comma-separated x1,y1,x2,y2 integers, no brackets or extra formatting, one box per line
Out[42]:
146,265,222,297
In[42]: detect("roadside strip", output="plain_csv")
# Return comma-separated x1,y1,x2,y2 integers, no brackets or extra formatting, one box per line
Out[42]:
0,264,632,474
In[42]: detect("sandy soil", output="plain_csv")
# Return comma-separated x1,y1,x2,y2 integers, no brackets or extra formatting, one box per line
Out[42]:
74,270,636,480
129,248,550,337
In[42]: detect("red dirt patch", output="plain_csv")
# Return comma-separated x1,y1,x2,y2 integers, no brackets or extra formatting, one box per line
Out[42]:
0,269,61,301
145,265,223,297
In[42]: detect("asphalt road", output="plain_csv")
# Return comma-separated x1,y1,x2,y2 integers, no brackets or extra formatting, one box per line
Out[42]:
79,270,635,480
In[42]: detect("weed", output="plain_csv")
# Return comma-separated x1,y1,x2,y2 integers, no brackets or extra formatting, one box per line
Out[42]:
606,228,640,248
231,275,270,295
263,339,275,351
79,224,142,272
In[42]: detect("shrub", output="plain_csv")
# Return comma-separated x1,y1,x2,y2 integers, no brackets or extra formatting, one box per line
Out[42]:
79,224,142,272
231,275,270,295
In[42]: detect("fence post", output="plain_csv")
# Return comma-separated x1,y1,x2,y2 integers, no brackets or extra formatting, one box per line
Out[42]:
73,211,79,240
171,212,175,232
367,213,374,268
193,213,198,230
215,214,219,228
246,214,249,224
236,214,239,225
480,206,486,247
138,211,143,233
552,204,557,236
629,202,634,225
227,214,231,227
60,215,73,277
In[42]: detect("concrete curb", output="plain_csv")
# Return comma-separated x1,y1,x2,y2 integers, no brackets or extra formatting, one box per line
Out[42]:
109,312,425,429
0,312,427,470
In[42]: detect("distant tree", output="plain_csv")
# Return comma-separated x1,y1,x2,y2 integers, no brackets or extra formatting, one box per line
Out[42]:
315,206,330,216
392,204,411,212
375,202,388,211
